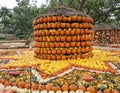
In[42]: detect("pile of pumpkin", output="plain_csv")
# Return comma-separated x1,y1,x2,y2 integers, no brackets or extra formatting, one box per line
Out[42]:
33,6,94,60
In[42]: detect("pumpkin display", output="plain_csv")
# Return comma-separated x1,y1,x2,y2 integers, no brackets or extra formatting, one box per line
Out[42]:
33,6,94,60
94,23,120,46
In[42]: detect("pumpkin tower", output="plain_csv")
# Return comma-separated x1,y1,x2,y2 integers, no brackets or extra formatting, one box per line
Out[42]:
33,6,94,60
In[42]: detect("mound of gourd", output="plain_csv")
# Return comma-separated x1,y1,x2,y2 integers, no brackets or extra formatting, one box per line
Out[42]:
33,6,94,60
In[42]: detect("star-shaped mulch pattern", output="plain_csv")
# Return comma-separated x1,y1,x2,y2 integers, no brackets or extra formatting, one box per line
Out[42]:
0,49,120,82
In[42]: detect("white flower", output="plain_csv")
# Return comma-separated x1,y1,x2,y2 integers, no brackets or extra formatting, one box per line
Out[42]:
6,86,12,89
69,91,75,93
49,91,55,93
0,84,5,90
76,90,83,93
11,86,17,91
41,90,48,93
33,90,40,93
63,91,68,93
56,90,62,93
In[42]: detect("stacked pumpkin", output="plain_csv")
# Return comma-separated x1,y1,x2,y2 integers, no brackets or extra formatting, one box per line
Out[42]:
33,6,94,60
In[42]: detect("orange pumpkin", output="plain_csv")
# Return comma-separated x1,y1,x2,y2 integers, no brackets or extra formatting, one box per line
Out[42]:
56,55,62,60
60,36,66,41
81,42,85,47
62,84,69,91
78,85,86,92
57,22,61,28
47,23,51,28
62,55,67,60
17,81,25,88
43,17,47,23
51,23,57,28
71,49,77,54
61,50,66,54
75,29,80,35
71,30,75,35
77,49,81,53
67,49,71,54
69,84,78,91
65,43,70,48
50,37,55,42
45,83,53,91
52,86,61,92
111,89,119,93
60,43,65,48
72,36,77,42
66,23,71,28
71,23,76,28
25,83,31,89
76,42,81,47
57,50,61,54
87,86,96,93
55,31,60,36
56,36,61,42
65,30,71,36
57,16,62,21
71,16,77,21
103,89,111,93
51,55,56,60
38,84,45,91
52,16,57,22
59,30,65,35
61,23,66,28
62,16,67,22
67,16,72,22
46,16,52,22
55,43,60,48
52,50,56,54
70,42,76,47
77,16,82,21
66,36,72,42
50,43,55,48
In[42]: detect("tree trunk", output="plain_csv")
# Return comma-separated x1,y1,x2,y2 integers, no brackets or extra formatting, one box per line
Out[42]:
59,0,63,6
79,0,86,11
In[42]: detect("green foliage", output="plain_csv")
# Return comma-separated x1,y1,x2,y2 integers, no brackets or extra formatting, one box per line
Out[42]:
0,0,119,38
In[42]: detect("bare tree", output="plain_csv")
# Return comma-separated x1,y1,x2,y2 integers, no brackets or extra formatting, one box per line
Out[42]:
78,0,86,11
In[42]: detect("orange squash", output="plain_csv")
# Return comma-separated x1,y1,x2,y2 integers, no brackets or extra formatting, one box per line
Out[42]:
52,16,57,22
78,85,86,92
45,83,53,91
57,16,62,21
62,55,67,60
77,16,82,21
71,16,77,21
70,42,76,47
61,50,66,54
61,23,66,28
62,84,69,91
60,36,66,41
103,89,111,93
66,36,72,42
17,81,25,88
87,86,96,93
69,84,78,91
62,16,67,22
52,86,61,92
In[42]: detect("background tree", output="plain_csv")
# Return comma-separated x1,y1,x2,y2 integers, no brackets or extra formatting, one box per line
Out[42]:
0,0,119,39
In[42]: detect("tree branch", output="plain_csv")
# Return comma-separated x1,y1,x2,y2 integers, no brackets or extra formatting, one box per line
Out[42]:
68,0,74,6
78,0,86,11
92,7,120,18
